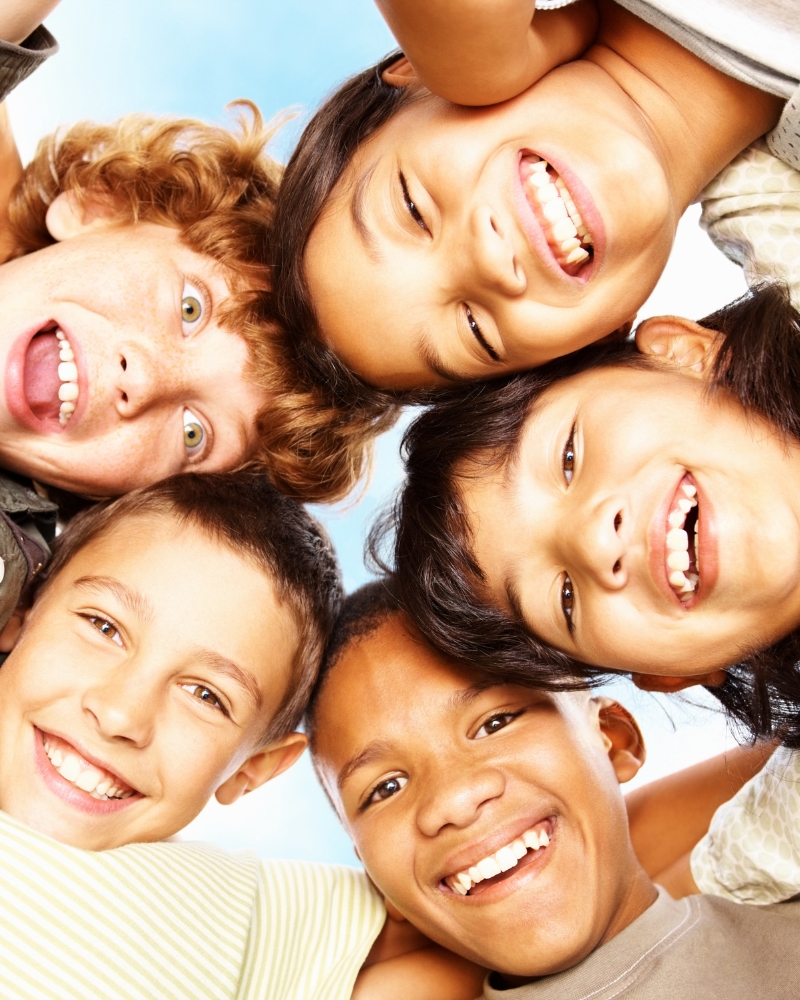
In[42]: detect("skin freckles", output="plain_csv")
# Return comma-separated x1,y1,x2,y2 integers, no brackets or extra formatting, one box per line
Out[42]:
314,615,655,979
462,360,800,677
0,513,305,851
0,206,268,496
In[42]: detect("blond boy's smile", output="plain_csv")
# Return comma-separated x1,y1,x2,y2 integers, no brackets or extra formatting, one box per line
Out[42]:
36,727,140,810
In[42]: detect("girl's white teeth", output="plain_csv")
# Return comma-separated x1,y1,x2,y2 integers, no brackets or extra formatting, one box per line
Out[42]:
54,328,79,426
523,157,591,267
665,482,700,603
447,823,551,896
42,735,132,800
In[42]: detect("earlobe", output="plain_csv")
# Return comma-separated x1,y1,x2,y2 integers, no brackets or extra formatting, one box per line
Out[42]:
381,55,419,89
635,315,721,379
0,604,31,653
45,190,118,242
597,699,646,784
632,670,727,694
215,732,308,806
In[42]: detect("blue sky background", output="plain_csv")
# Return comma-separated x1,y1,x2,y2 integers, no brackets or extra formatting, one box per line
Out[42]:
8,1,750,863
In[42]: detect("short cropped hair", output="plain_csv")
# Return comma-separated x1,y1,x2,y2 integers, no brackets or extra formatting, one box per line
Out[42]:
381,283,800,748
36,471,343,744
305,577,402,750
8,104,368,502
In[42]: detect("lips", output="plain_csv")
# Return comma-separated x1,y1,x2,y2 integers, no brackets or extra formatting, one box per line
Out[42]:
6,321,86,434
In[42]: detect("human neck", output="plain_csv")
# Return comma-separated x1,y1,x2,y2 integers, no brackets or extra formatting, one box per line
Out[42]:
587,0,782,213
499,862,658,989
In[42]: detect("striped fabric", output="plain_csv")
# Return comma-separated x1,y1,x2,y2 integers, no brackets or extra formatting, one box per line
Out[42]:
0,810,384,1000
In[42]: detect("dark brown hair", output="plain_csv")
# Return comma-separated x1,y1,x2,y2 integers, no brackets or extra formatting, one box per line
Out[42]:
35,471,342,743
379,283,800,747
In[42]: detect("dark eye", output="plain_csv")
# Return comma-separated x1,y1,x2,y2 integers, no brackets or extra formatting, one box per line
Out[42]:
366,775,408,807
465,307,501,362
562,425,576,484
399,172,428,232
475,712,518,739
181,683,226,713
561,575,575,632
88,616,123,646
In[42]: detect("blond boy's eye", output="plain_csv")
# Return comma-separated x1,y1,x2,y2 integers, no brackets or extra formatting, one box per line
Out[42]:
183,408,205,456
181,683,225,713
88,616,123,646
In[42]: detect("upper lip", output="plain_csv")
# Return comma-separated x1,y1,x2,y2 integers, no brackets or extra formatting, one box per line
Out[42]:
37,726,142,795
435,809,555,884
512,149,604,286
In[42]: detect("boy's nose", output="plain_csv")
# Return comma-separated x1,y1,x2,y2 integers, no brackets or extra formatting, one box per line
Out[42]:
565,499,628,589
114,342,186,418
82,664,156,747
416,764,506,837
462,204,526,298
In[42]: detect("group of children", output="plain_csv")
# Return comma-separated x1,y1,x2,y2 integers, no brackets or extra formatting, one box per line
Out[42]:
0,0,800,997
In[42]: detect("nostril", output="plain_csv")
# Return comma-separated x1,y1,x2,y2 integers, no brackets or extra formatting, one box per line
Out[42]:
120,356,127,372
121,392,128,404
613,559,621,574
614,513,622,531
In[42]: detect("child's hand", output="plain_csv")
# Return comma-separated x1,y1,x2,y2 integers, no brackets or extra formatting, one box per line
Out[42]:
375,0,598,106
0,0,61,45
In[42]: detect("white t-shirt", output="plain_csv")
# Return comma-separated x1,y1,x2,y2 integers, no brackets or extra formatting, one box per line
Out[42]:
0,809,385,999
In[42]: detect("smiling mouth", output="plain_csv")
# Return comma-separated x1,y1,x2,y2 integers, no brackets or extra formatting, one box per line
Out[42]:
521,156,593,275
443,818,553,897
665,476,700,605
42,731,138,801
24,324,80,428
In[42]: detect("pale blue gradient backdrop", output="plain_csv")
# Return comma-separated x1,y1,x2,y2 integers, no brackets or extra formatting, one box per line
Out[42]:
8,1,748,864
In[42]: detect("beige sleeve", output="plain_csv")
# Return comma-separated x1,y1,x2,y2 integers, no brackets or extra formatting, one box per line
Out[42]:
699,140,800,309
691,746,800,904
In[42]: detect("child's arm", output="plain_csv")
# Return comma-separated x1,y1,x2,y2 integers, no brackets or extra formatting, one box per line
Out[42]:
375,0,598,106
0,103,22,264
625,742,776,880
0,0,60,45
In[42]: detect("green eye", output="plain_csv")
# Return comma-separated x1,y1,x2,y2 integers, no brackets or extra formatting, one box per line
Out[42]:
183,409,205,456
182,295,202,324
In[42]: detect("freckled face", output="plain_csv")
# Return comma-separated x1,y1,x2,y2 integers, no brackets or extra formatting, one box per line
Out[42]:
0,223,268,495
305,61,676,389
0,514,298,850
463,364,800,676
314,617,649,977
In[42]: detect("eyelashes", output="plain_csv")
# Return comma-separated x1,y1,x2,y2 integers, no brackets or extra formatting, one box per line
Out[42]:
400,172,429,232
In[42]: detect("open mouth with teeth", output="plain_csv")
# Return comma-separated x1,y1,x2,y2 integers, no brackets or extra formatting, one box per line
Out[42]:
23,324,80,429
41,731,138,801
521,156,593,276
442,819,553,897
665,476,700,605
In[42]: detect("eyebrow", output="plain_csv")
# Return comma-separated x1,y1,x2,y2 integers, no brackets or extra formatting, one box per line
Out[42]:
416,328,474,384
350,162,384,264
505,576,555,646
74,576,154,623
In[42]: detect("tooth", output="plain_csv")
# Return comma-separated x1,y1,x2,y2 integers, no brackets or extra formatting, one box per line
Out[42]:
59,348,74,362
75,767,103,793
550,218,578,242
564,247,589,264
55,330,65,341
58,362,78,382
667,550,690,571
50,748,63,768
59,754,82,782
477,857,501,879
666,528,688,551
468,866,484,885
682,484,697,498
527,171,553,190
560,237,581,253
542,198,568,223
678,498,693,514
582,233,593,244
679,579,696,594
58,383,79,402
456,871,473,892
511,839,527,859
669,570,687,588
668,510,685,528
452,881,468,896
522,830,541,850
95,778,112,796
496,846,518,872
60,401,75,415
538,830,550,848
569,211,583,228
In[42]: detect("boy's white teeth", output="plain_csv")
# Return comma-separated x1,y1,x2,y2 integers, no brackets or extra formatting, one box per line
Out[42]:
665,481,700,604
522,156,592,269
42,734,134,800
446,823,551,896
54,328,79,426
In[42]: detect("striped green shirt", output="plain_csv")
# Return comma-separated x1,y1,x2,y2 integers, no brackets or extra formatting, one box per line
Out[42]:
0,810,384,999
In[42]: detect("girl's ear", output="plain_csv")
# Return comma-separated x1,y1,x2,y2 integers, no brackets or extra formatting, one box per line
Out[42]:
596,699,646,784
635,315,721,378
632,670,727,694
45,190,119,242
381,55,419,88
0,604,32,653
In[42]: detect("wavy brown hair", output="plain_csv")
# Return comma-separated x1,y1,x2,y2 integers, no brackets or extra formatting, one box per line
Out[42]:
7,103,373,501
